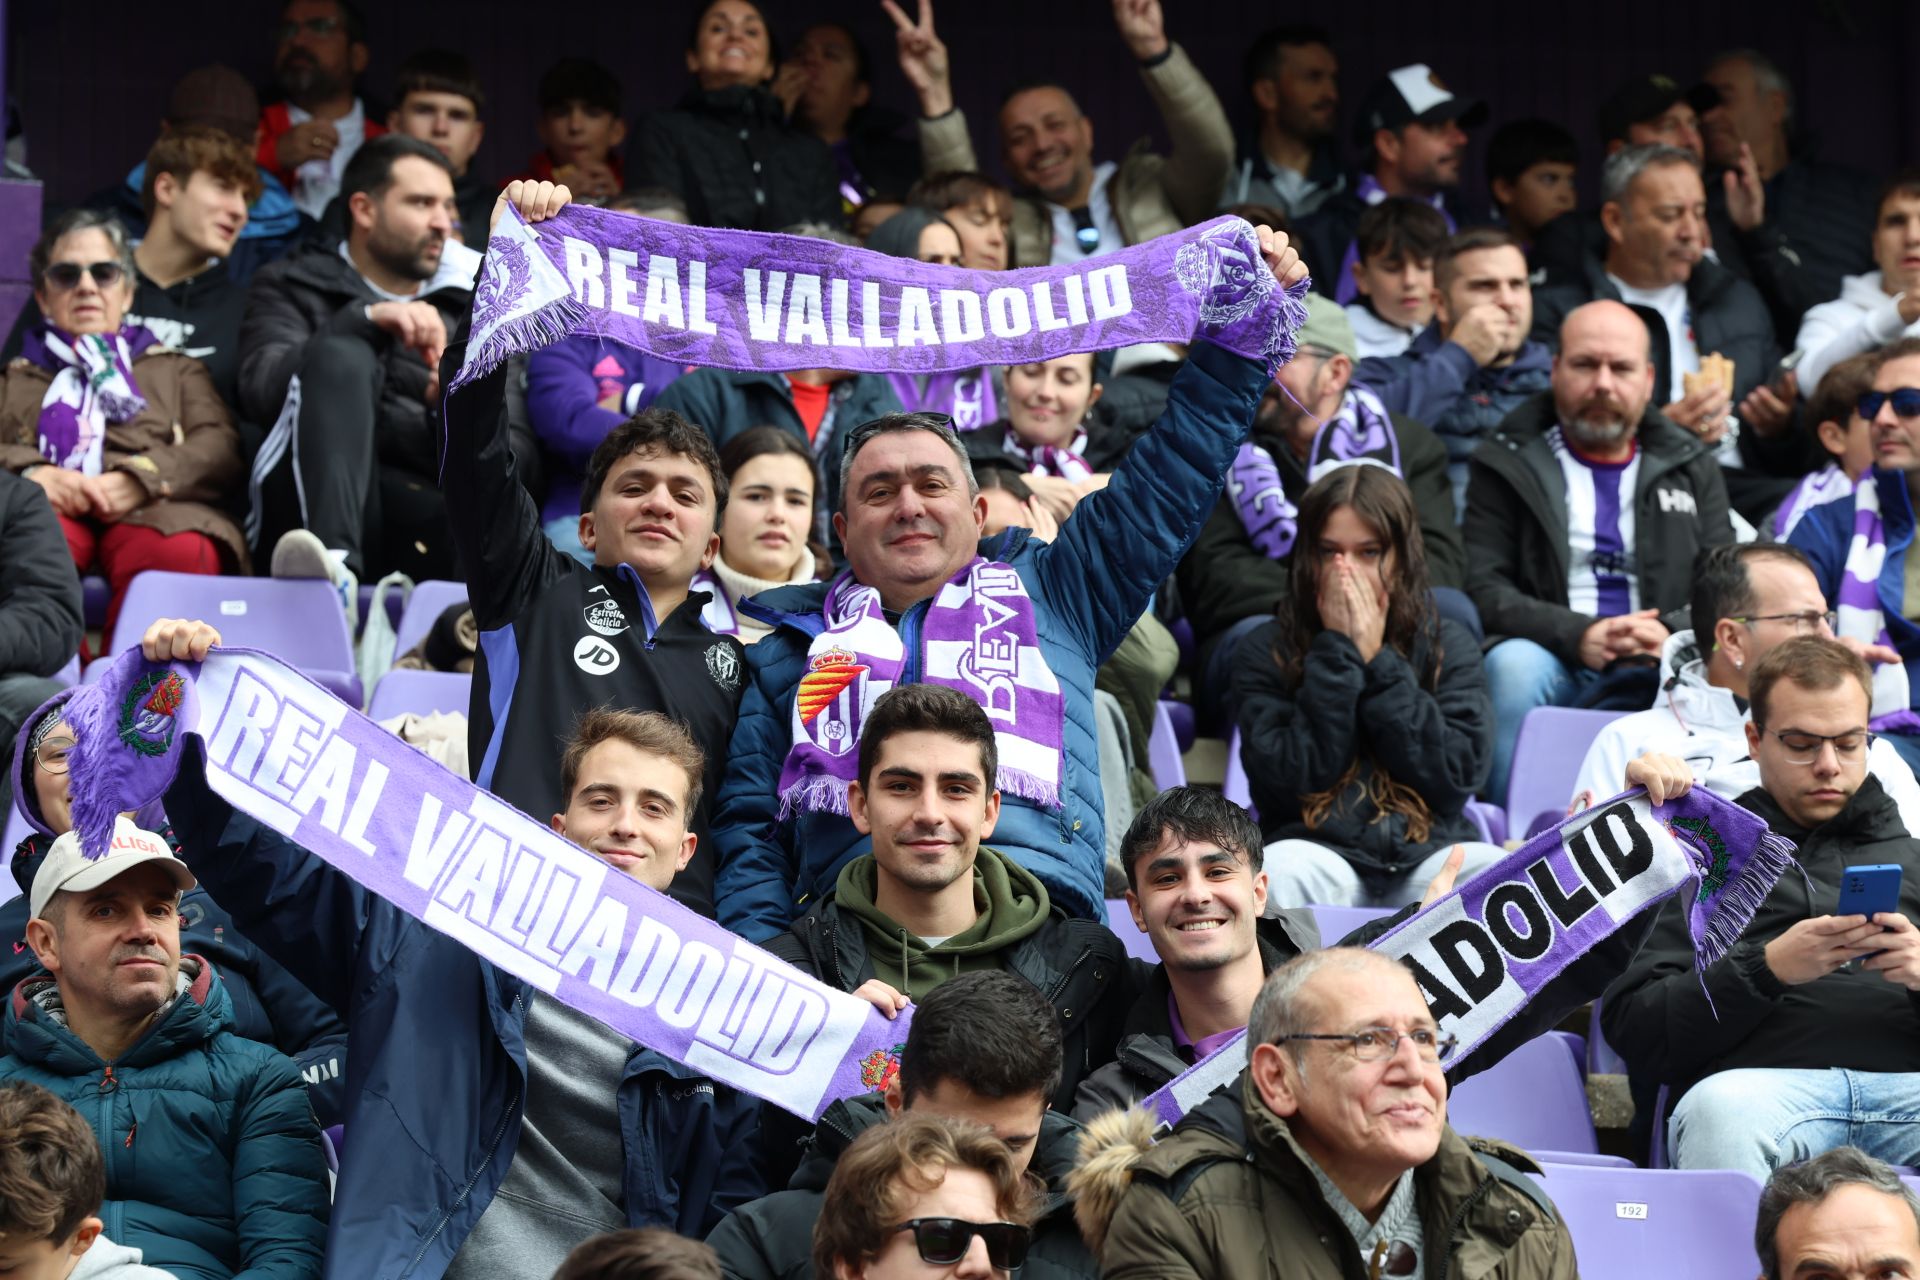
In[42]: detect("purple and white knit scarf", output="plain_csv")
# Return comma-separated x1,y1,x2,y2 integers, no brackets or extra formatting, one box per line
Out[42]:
1835,474,1920,732
1228,386,1398,559
24,324,156,475
689,569,739,637
887,369,998,433
778,560,1062,817
1003,427,1095,482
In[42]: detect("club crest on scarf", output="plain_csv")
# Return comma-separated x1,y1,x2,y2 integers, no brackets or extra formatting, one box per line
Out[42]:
1174,222,1272,328
478,233,535,332
119,670,185,759
798,648,867,757
860,1044,905,1091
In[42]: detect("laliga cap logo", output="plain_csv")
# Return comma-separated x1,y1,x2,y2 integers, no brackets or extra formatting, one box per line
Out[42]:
29,816,194,921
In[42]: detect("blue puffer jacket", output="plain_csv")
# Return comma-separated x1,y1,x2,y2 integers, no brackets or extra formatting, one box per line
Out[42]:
1353,322,1555,470
160,745,766,1280
1790,467,1920,703
0,958,329,1280
710,342,1269,941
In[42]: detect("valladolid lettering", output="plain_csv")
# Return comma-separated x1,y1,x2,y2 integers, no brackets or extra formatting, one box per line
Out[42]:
451,205,1311,391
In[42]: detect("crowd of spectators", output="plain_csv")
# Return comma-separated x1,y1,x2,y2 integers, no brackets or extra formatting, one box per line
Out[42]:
5,0,1920,1277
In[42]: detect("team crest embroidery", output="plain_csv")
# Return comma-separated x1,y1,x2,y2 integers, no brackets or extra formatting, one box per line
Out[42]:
705,642,741,692
797,648,866,755
584,599,629,636
118,670,185,757
859,1044,905,1091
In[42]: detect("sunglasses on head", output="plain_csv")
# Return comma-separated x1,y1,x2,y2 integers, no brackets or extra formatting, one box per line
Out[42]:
1858,388,1920,420
1070,207,1100,255
43,261,124,292
889,1218,1031,1272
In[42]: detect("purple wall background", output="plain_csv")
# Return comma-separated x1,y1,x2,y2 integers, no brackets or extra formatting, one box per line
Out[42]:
13,0,1920,214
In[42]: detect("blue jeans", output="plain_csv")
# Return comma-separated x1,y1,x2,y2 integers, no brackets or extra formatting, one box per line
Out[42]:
1669,1068,1920,1183
1482,638,1600,805
1262,838,1509,909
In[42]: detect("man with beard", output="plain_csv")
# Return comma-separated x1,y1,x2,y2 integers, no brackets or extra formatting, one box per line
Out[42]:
1217,25,1343,220
1467,299,1734,803
240,134,481,589
257,0,384,220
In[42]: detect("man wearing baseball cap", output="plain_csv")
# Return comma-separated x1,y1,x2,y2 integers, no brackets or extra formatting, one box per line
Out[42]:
1298,62,1486,307
0,816,328,1279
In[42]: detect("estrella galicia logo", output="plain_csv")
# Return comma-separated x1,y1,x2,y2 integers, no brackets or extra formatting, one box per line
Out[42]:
573,635,621,675
119,669,186,757
705,642,741,693
584,599,629,636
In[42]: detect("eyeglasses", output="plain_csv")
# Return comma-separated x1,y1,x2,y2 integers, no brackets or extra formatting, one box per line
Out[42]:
1858,388,1920,420
1368,1240,1417,1279
41,262,124,292
1274,1026,1458,1063
888,1218,1031,1272
1731,610,1836,635
276,15,343,40
1070,206,1101,255
33,736,75,776
1764,728,1873,766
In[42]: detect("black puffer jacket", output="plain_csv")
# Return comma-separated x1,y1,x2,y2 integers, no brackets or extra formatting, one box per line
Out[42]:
1464,392,1734,665
631,85,843,232
705,1092,1097,1280
1232,618,1491,880
1602,774,1920,1111
0,469,80,680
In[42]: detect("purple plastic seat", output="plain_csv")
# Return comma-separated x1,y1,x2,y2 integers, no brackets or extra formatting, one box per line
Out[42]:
1448,1031,1598,1154
92,571,359,706
1535,1165,1764,1280
1223,727,1252,812
1504,706,1630,839
1163,699,1195,753
1534,1151,1634,1168
392,580,470,661
1307,903,1393,946
1105,899,1156,962
367,670,472,722
81,576,109,629
1147,701,1186,789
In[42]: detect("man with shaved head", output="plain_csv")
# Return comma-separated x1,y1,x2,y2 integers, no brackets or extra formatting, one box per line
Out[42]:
1465,299,1734,802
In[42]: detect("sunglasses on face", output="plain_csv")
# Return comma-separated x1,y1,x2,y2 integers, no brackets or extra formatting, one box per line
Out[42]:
42,262,124,292
1859,388,1920,420
888,1218,1031,1272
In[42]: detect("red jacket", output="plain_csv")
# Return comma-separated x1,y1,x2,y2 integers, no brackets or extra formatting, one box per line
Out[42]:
256,101,388,185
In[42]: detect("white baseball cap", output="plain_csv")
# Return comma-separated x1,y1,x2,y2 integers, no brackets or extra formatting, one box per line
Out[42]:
30,817,194,921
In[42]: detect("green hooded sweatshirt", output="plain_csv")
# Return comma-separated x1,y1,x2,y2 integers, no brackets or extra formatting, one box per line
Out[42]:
834,846,1052,1001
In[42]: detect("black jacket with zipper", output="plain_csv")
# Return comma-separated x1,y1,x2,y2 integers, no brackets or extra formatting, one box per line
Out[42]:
438,338,747,919
630,85,844,232
705,1092,1097,1280
1464,392,1734,666
1602,774,1920,1111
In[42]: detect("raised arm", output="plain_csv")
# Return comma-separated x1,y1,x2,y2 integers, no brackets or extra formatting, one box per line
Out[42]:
886,0,979,175
1116,0,1233,225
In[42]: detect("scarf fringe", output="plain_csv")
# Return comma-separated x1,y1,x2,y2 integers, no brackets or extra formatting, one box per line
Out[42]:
778,774,852,821
996,768,1060,811
60,673,168,861
457,294,589,390
1692,827,1799,970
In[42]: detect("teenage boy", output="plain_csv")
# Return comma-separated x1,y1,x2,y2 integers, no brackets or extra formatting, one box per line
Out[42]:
1346,197,1448,359
512,58,624,203
440,180,745,919
1771,352,1876,539
387,50,492,246
1486,117,1579,252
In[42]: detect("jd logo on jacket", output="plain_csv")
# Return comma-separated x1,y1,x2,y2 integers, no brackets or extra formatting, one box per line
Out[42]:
573,635,620,675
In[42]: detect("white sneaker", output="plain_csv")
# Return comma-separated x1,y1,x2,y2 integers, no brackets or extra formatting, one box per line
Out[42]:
271,529,360,634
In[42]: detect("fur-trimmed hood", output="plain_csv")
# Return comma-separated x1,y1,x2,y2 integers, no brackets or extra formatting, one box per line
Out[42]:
1066,1105,1159,1257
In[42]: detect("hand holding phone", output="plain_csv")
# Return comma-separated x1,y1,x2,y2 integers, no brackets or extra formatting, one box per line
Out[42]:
1837,864,1903,971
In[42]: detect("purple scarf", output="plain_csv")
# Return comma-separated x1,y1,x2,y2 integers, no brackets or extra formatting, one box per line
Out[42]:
1228,387,1399,559
23,324,158,475
1003,426,1094,482
886,369,998,432
1834,473,1920,732
1141,787,1795,1126
779,560,1061,818
452,208,1310,392
59,647,912,1122
1332,177,1456,305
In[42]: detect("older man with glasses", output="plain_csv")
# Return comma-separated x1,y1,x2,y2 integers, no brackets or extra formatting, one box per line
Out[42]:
1084,946,1576,1280
1606,636,1920,1181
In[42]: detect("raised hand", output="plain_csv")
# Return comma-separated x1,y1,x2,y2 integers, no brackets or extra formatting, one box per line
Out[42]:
1111,0,1169,61
489,179,574,238
1252,225,1307,290
882,0,953,117
1723,142,1767,232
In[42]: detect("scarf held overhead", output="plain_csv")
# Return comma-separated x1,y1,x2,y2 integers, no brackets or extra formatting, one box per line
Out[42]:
61,646,912,1123
1139,789,1794,1127
451,206,1311,391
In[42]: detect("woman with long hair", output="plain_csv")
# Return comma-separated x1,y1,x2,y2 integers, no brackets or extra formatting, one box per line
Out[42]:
690,426,826,644
1232,465,1503,907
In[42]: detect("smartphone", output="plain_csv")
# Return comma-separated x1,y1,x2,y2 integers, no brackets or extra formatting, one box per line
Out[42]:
1837,864,1903,921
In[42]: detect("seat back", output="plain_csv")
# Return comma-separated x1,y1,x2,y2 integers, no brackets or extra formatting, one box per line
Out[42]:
1448,1032,1598,1154
1307,903,1393,947
1535,1165,1764,1280
392,580,471,660
1505,707,1629,837
1105,898,1156,962
368,670,473,722
1224,727,1253,812
1148,701,1187,789
110,571,354,673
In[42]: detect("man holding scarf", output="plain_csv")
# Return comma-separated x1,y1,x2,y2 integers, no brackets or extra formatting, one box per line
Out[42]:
709,218,1307,941
1176,293,1463,731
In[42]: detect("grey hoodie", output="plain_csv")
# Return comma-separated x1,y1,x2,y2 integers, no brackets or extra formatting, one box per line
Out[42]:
70,1234,178,1280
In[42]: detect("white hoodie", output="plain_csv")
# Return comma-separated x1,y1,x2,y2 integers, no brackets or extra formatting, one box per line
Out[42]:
1570,629,1920,828
1795,270,1920,398
69,1235,177,1280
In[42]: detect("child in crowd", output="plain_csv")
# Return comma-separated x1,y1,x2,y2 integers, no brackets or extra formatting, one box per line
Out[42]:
1485,117,1579,248
689,427,826,644
0,1082,177,1279
908,170,1013,271
514,58,624,202
1770,351,1878,539
1345,198,1447,359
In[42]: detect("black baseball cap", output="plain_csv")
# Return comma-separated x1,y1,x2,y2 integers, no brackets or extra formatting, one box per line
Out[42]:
1597,73,1722,147
1352,63,1488,147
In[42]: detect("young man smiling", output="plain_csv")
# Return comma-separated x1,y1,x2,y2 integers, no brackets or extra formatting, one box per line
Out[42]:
440,180,746,918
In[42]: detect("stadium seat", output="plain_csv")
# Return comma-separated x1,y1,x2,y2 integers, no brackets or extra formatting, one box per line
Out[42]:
392,579,470,661
90,571,360,706
1588,1000,1628,1076
1105,899,1156,962
1505,707,1630,839
1533,1151,1634,1168
1148,701,1186,789
367,670,472,722
1463,799,1507,845
1308,903,1393,946
81,576,109,630
1449,1031,1598,1155
1223,727,1253,813
1535,1164,1764,1280
1163,699,1195,752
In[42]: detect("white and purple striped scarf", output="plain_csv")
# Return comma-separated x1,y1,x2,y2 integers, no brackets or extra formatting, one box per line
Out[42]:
1771,463,1854,540
25,324,157,475
777,560,1063,817
1228,386,1398,559
1835,474,1920,732
1003,427,1094,482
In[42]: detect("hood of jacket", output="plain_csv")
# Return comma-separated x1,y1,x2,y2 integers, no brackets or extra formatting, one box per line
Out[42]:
5,955,229,1070
272,236,479,305
1834,270,1897,312
833,847,1051,1000
1738,771,1907,852
10,686,75,840
1654,628,1746,735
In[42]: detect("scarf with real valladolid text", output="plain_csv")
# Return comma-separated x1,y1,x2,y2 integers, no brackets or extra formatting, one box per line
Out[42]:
24,323,158,475
1833,473,1920,732
1228,385,1399,559
779,560,1062,818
